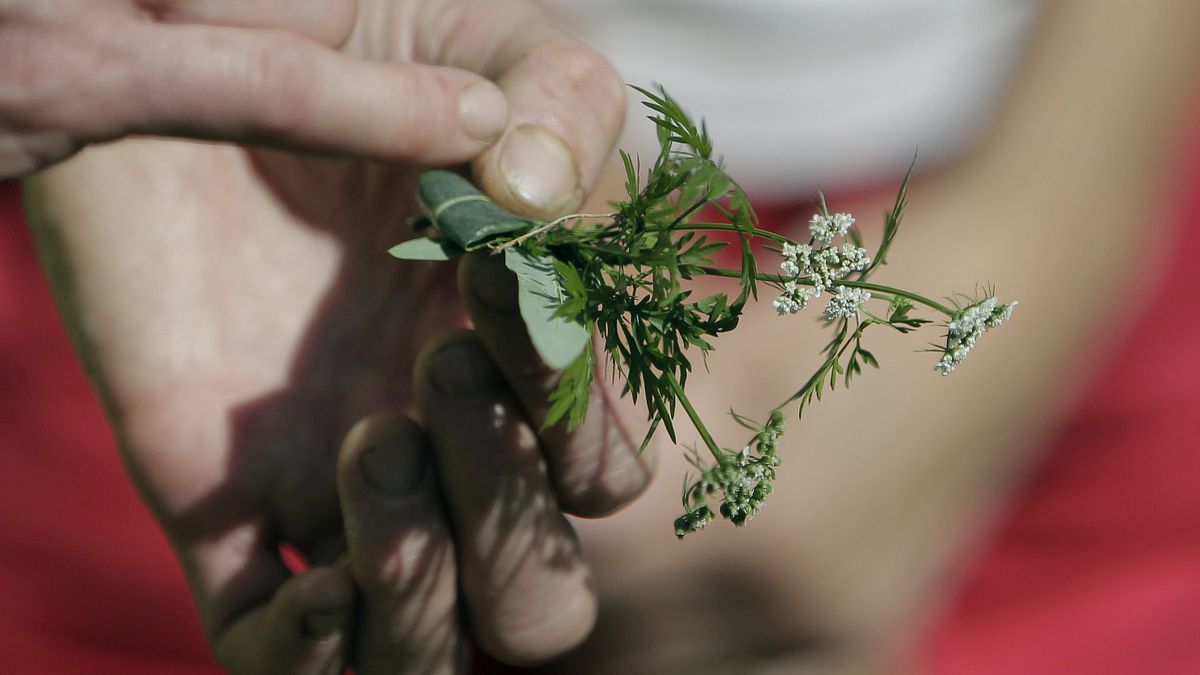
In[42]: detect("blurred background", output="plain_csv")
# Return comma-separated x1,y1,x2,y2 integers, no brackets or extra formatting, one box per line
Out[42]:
4,1,1200,673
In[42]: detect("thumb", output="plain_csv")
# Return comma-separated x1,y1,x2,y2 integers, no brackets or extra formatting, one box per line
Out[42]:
117,22,509,164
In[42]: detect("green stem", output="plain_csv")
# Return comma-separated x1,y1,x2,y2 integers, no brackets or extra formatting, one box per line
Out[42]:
698,267,956,316
780,320,865,408
664,371,724,463
838,281,955,316
674,223,793,245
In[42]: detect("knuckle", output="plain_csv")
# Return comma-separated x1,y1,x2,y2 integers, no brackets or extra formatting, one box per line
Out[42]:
1,17,128,139
542,42,626,133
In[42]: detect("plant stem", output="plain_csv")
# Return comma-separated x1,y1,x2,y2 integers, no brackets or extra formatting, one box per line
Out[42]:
839,281,955,316
489,212,615,252
664,371,724,463
673,223,793,245
697,267,956,316
780,320,864,408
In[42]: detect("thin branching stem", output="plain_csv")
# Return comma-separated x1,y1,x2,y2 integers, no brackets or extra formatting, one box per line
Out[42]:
672,222,793,245
664,371,724,462
697,267,956,316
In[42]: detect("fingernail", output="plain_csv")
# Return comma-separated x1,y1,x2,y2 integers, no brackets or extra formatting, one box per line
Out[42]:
359,428,426,496
458,81,508,143
468,253,518,311
429,337,504,399
498,125,581,215
303,608,348,638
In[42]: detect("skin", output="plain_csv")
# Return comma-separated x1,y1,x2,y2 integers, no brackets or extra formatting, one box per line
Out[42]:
14,0,1200,673
1,0,596,197
18,1,652,673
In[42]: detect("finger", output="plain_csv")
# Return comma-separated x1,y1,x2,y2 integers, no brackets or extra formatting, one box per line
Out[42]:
459,252,655,517
474,35,626,218
337,412,466,675
416,333,597,666
113,21,508,164
393,4,624,217
140,0,358,47
164,466,351,674
212,565,355,675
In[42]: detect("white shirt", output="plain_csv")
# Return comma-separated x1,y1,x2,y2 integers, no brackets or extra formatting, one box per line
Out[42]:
552,0,1041,199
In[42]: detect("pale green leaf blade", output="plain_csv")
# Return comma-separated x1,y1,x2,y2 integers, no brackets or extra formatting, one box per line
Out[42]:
503,248,590,370
387,236,463,261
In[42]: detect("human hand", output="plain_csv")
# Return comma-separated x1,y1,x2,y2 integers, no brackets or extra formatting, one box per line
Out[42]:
4,0,550,196
331,282,655,673
22,0,650,671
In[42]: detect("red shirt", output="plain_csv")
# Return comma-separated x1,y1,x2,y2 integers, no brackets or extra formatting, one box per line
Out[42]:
0,181,217,673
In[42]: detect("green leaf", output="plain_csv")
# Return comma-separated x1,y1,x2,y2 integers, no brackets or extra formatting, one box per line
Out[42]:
504,247,592,370
857,153,916,280
418,171,534,250
858,347,880,369
544,347,594,431
387,236,463,261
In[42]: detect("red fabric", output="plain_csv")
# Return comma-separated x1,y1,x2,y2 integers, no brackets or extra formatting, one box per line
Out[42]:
0,182,219,674
2,113,1200,674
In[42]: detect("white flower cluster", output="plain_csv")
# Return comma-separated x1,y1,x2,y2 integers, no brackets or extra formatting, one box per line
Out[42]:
934,298,1018,375
824,286,872,319
714,411,785,525
772,280,818,315
675,412,787,537
774,222,871,317
810,212,856,245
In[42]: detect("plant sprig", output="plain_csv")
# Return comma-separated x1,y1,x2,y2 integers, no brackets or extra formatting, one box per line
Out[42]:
390,85,1017,538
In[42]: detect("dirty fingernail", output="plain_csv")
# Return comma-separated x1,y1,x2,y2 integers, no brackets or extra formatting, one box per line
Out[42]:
359,428,426,496
301,573,354,638
429,337,504,399
302,607,349,638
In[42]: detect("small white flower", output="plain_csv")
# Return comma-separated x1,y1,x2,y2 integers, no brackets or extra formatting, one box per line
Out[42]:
933,354,956,376
831,212,855,237
824,286,872,319
934,298,1017,375
780,241,817,282
778,237,868,297
804,245,869,290
987,300,1018,328
773,281,817,316
809,212,856,245
835,244,871,274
